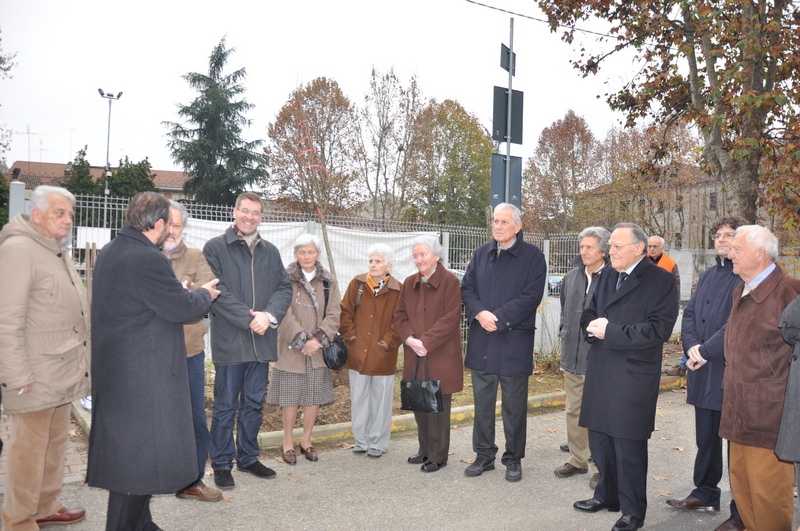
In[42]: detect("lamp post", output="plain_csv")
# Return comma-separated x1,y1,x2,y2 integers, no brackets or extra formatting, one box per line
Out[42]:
98,88,122,228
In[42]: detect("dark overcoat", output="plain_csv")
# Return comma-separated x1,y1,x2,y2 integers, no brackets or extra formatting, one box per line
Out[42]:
777,294,800,462
461,231,547,377
395,266,464,395
87,227,212,495
682,256,741,411
580,258,679,440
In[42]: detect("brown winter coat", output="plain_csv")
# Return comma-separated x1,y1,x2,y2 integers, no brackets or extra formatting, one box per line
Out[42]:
0,214,91,414
395,266,464,396
167,240,215,357
275,261,341,374
720,266,800,450
340,273,402,376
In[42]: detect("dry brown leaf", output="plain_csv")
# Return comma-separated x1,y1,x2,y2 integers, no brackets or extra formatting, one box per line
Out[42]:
659,436,670,440
460,457,475,464
221,493,233,502
665,400,673,404
674,446,684,452
654,427,661,431
547,428,556,433
340,442,355,449
288,477,299,483
653,475,666,481
657,490,671,497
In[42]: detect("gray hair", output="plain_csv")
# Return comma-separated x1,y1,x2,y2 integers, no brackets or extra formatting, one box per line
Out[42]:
30,185,75,212
411,235,443,258
293,233,322,253
367,243,394,266
614,222,648,254
736,225,779,262
648,235,666,247
169,200,189,225
578,226,611,254
494,202,522,224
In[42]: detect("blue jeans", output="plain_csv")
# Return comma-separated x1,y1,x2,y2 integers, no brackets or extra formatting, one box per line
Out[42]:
187,353,210,487
209,361,270,471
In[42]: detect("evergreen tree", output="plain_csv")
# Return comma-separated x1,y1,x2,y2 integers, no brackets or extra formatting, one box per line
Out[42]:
61,147,98,196
109,156,160,197
163,37,265,206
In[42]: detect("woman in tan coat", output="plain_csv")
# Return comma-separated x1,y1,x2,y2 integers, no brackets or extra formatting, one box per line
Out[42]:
395,235,463,472
339,244,402,458
268,234,340,464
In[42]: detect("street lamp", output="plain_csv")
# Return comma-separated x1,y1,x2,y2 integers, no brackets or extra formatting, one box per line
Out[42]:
98,88,123,228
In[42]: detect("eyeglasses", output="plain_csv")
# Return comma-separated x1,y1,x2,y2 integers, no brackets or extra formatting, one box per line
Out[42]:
607,242,635,251
713,232,736,241
236,207,263,218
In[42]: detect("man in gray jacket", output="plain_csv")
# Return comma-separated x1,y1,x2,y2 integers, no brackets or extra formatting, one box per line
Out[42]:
203,192,292,490
0,186,90,529
555,226,609,489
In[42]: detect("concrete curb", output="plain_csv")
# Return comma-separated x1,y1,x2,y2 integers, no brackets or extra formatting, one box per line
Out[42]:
71,375,685,451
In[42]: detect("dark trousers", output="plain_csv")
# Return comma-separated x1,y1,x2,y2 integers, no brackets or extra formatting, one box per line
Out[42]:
471,369,528,465
413,394,452,463
690,407,723,506
187,353,210,487
106,492,160,531
590,430,648,520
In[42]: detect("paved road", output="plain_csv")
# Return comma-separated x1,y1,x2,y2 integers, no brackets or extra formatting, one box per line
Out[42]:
13,390,799,530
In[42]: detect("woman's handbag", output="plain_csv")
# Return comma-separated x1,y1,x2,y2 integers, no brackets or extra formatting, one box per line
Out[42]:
400,355,443,413
322,334,348,370
322,280,347,370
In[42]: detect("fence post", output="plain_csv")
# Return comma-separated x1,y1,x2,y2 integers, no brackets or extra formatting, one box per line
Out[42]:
9,180,27,219
539,239,551,360
441,231,451,268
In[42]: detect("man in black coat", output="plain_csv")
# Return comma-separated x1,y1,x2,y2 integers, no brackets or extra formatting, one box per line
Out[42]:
573,222,679,531
88,192,220,531
665,216,745,531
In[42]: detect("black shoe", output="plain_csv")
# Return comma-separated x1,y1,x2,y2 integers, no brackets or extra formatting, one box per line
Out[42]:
407,453,427,464
505,462,522,482
213,470,235,490
237,460,277,479
421,460,446,473
612,514,644,531
573,498,621,513
464,457,495,477
560,442,570,453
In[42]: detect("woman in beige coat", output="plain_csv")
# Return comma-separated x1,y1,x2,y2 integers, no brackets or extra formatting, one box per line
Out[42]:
267,234,340,464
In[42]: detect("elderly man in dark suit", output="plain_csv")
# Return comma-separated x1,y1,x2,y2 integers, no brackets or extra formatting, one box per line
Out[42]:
573,222,679,531
88,192,220,530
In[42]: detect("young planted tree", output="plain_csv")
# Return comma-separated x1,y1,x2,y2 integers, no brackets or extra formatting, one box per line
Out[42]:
537,0,800,223
61,147,98,196
522,110,598,233
164,37,265,206
355,68,425,221
264,77,362,216
108,157,160,197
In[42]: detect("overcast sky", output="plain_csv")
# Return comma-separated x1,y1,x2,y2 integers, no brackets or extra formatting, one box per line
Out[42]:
1,0,633,174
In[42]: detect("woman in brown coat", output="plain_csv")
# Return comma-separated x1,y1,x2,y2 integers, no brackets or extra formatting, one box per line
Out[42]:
267,234,340,464
339,244,402,458
395,235,464,472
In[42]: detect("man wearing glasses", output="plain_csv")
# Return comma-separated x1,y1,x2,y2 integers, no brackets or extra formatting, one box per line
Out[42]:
665,216,746,531
573,222,679,531
203,192,292,490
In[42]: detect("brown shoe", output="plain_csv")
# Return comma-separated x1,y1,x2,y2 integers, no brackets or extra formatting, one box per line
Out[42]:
35,507,86,526
176,482,222,502
589,472,601,489
664,365,686,377
554,462,588,478
714,516,746,531
300,445,318,462
282,447,297,465
666,495,719,511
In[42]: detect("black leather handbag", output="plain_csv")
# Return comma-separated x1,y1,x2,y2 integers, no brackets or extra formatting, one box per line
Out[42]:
322,279,347,370
400,355,443,413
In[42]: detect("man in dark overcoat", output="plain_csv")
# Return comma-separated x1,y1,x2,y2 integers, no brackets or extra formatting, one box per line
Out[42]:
573,222,678,531
461,203,547,483
665,216,746,531
87,192,220,530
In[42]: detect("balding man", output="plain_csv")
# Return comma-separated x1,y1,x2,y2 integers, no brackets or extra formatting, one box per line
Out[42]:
0,185,90,529
719,225,800,531
574,222,679,531
647,236,680,290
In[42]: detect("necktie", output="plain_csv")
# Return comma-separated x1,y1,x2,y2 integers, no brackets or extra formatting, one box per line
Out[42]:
616,272,628,290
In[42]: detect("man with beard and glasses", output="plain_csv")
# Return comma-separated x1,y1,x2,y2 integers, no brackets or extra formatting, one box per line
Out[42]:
88,192,220,530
